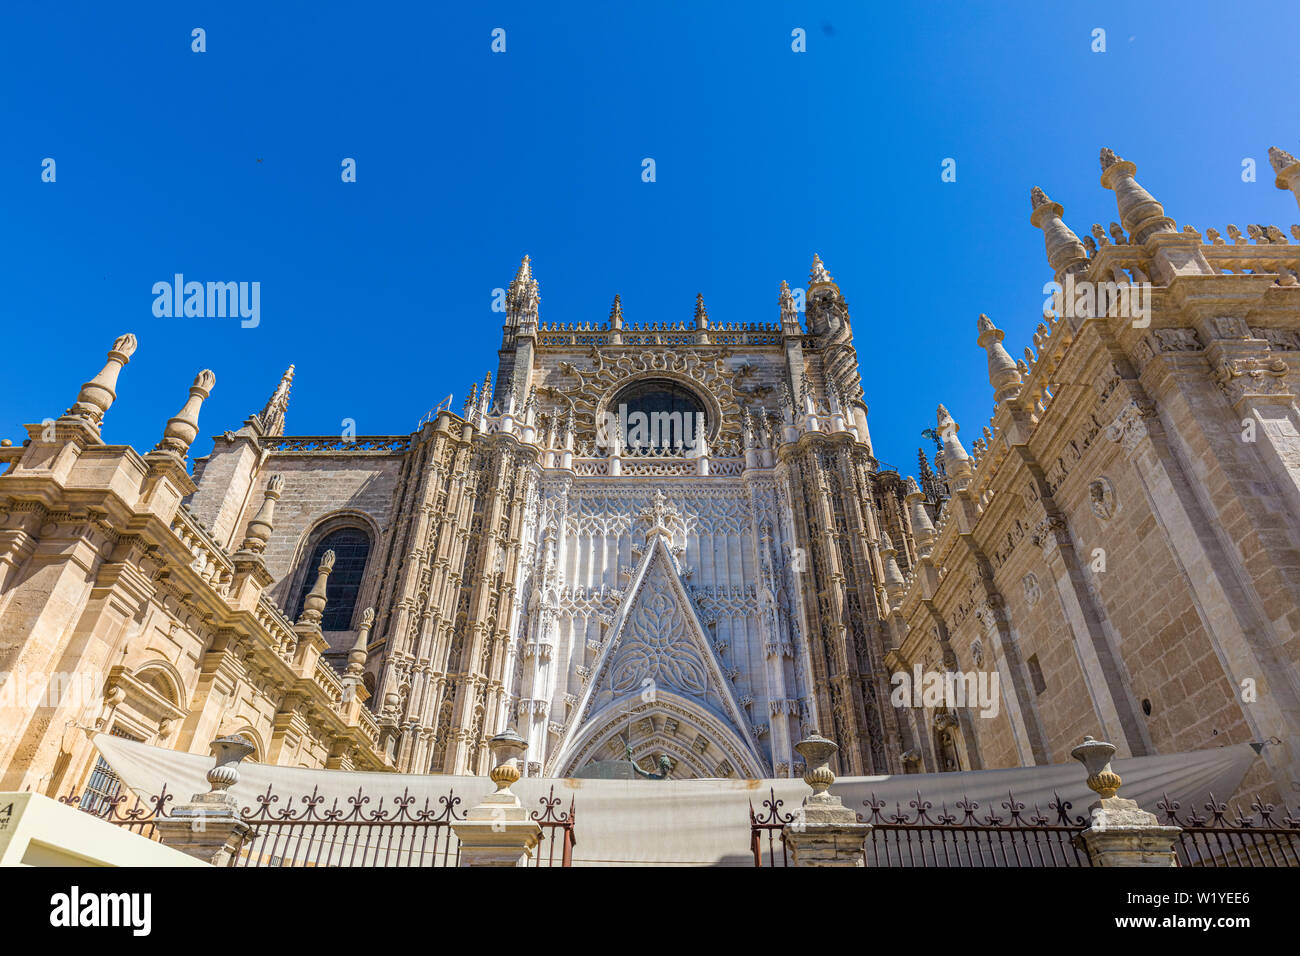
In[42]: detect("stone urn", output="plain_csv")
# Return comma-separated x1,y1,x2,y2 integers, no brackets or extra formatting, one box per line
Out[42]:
794,731,839,798
488,730,528,796
205,735,256,798
1069,735,1121,799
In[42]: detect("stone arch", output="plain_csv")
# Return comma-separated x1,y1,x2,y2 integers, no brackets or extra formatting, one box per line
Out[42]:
285,510,381,631
596,371,723,444
131,659,186,707
551,690,767,779
228,725,266,762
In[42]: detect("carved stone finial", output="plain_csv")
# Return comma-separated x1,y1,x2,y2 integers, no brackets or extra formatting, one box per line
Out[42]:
296,549,336,627
779,279,799,329
903,475,935,556
1271,146,1299,174
347,607,375,679
1272,148,1300,210
608,294,623,327
936,403,972,479
693,292,709,329
1099,147,1176,243
809,254,834,288
975,313,1023,403
1030,188,1089,279
238,474,284,554
153,369,216,457
63,333,139,432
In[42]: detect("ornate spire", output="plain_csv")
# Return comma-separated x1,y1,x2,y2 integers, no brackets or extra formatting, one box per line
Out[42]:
1029,186,1088,280
1271,146,1300,210
62,333,138,433
296,549,335,627
238,475,284,554
153,370,216,458
609,294,624,328
808,254,836,291
506,255,540,329
778,279,799,332
1098,147,1176,243
257,365,294,436
975,314,1023,404
693,293,709,329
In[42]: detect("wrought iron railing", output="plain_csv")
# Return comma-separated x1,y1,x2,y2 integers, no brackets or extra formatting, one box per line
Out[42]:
1157,793,1300,867
59,785,173,842
749,788,1091,867
749,788,793,866
61,782,577,867
860,791,1091,867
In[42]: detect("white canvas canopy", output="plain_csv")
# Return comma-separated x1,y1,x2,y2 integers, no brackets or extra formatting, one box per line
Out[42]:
93,733,1262,866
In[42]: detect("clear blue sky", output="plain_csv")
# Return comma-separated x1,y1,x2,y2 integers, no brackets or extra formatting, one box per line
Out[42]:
2,1,1296,473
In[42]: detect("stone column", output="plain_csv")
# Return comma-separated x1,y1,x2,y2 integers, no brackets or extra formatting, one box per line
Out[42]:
781,732,873,866
1070,736,1180,867
451,730,542,867
154,736,256,866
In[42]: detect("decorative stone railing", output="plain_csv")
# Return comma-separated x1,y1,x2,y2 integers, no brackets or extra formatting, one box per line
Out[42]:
535,320,784,348
262,436,411,453
255,596,300,662
569,455,746,478
170,506,234,591
313,657,346,711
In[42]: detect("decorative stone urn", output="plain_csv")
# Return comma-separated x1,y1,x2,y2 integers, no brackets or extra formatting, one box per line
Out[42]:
487,729,527,797
203,736,257,806
1069,735,1181,866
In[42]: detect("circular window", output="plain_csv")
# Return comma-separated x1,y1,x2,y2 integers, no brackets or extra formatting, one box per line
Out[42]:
611,379,707,453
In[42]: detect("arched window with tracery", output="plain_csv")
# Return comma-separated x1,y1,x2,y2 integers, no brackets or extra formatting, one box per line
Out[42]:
294,527,372,630
611,379,707,453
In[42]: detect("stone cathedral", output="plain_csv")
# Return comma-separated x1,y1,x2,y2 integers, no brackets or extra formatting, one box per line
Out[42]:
3,145,1300,804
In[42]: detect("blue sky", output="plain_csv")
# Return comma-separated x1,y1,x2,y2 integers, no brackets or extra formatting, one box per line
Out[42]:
2,1,1297,473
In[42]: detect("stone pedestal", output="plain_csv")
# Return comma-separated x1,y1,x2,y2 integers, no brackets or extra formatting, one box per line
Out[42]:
452,730,543,867
153,735,256,867
1073,798,1180,867
154,792,255,867
782,795,873,867
780,731,872,867
1069,734,1180,867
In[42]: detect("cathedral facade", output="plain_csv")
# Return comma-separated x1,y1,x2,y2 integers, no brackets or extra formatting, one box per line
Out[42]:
3,145,1300,804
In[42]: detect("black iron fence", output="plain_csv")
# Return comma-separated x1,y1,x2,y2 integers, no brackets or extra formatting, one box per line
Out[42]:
61,783,576,867
59,786,173,842
751,787,1300,867
1158,793,1300,867
752,788,1091,867
861,791,1091,867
